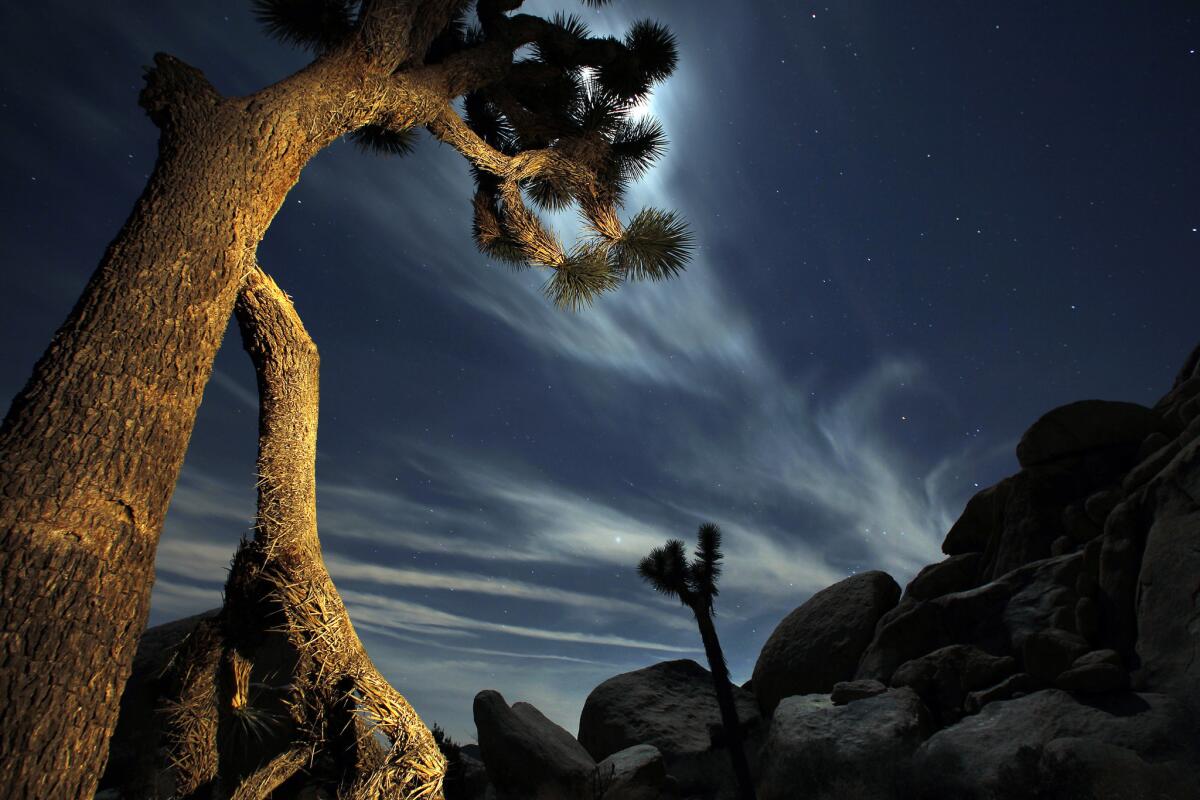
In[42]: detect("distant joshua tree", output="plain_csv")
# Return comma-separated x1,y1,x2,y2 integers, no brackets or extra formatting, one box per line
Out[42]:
638,524,758,800
0,1,692,795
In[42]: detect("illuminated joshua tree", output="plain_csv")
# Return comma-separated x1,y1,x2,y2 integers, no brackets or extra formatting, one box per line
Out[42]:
0,1,692,796
638,523,758,800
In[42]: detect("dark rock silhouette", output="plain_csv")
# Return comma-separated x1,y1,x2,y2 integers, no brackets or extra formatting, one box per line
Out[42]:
474,690,597,800
751,570,900,714
911,690,1196,799
594,744,674,800
756,688,932,800
579,659,761,799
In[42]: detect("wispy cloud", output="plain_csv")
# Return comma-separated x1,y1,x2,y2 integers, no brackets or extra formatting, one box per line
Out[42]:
341,589,697,654
324,553,693,632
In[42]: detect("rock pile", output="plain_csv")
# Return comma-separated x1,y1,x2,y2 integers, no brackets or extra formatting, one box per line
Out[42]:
105,345,1200,800
457,343,1200,799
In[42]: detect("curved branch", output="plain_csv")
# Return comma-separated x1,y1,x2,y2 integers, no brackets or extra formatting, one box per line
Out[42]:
233,266,446,800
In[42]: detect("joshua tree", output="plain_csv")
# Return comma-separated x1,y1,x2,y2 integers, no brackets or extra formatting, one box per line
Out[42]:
638,523,758,800
0,1,691,795
121,265,445,799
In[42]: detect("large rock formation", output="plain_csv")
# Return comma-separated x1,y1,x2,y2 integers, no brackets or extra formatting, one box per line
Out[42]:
911,689,1197,799
474,690,597,800
381,343,1200,800
577,659,761,798
756,688,932,800
750,570,900,714
594,744,675,800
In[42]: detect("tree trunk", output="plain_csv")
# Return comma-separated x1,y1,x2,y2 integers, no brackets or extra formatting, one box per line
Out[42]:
148,267,443,800
694,609,757,800
0,52,367,798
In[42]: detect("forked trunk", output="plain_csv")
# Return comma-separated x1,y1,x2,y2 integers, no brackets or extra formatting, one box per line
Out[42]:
694,608,757,800
0,54,361,797
147,268,443,800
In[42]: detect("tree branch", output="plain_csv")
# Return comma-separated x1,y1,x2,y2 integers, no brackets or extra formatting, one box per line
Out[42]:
231,265,446,800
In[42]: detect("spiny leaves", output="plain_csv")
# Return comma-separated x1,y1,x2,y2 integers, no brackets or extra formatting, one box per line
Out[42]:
348,124,419,157
637,539,690,602
524,175,574,211
464,92,519,154
569,87,629,138
612,209,694,281
544,245,621,310
609,117,667,179
691,522,723,599
627,21,679,85
597,19,679,100
250,0,356,52
638,523,725,608
533,13,592,69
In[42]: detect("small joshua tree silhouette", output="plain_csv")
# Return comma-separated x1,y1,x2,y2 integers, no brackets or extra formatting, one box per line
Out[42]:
638,523,757,800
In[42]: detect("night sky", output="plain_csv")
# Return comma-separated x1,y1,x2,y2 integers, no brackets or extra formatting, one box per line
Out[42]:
1,2,1197,743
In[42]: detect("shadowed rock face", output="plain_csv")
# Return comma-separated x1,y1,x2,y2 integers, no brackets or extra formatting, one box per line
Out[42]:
474,690,596,800
1016,399,1171,469
100,609,221,796
911,690,1198,800
578,659,761,798
750,570,900,715
757,688,932,800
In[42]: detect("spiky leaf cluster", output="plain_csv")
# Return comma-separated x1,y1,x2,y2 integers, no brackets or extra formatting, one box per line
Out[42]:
611,209,693,281
251,0,692,307
348,124,418,157
251,0,356,52
637,523,725,612
597,21,678,101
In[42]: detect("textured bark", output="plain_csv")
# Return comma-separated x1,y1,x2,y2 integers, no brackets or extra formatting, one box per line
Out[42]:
694,610,757,800
148,268,442,799
230,268,444,799
0,50,412,798
0,5,679,793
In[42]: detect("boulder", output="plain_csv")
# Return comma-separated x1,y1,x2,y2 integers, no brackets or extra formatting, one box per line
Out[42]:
595,745,671,800
1016,400,1168,469
1154,344,1200,430
1055,648,1128,694
963,672,1035,714
998,553,1082,652
1062,503,1101,544
1083,487,1122,526
853,600,948,684
903,553,982,601
1055,662,1128,694
578,660,760,798
453,745,491,800
890,645,1015,724
856,553,1081,684
912,689,1198,800
756,688,932,800
1096,496,1151,654
830,679,886,706
474,690,595,800
942,478,1013,556
751,571,900,714
1123,435,1183,492
981,466,1093,581
1074,595,1098,640
1134,482,1200,711
100,609,221,797
1022,628,1090,684
1038,737,1197,800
